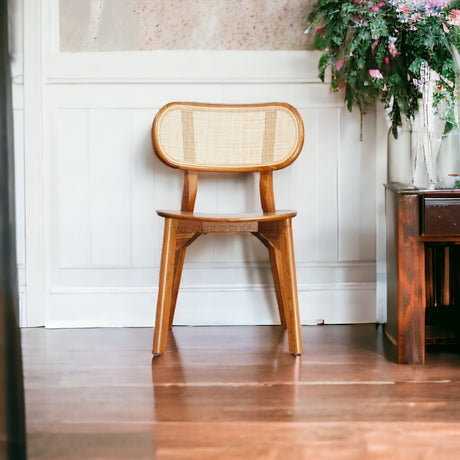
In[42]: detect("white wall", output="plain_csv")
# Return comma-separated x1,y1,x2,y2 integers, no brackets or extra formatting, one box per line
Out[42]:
11,55,26,322
16,1,383,328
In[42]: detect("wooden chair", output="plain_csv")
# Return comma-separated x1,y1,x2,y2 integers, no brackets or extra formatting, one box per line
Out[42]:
151,102,305,356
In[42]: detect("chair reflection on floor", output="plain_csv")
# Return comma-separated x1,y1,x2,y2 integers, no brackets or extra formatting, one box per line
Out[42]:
150,326,302,424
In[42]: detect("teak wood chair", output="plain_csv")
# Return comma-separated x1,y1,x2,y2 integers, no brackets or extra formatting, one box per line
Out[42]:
151,102,305,356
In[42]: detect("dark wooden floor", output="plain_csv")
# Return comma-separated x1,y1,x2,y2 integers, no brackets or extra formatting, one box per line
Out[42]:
22,324,460,459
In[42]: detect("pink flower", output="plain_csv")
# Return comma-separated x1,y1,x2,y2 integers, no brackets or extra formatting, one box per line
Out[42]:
316,26,325,35
384,56,390,65
369,69,384,79
336,56,347,71
443,22,450,33
378,1,385,6
388,43,398,58
398,5,410,14
370,6,380,12
449,9,460,26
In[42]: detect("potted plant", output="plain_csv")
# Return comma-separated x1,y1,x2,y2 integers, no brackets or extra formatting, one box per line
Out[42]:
307,0,460,139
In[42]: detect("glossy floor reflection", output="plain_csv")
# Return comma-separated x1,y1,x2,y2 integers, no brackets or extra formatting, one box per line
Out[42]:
22,325,460,459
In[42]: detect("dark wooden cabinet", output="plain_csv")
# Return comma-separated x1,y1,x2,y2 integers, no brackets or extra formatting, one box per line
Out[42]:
385,184,460,364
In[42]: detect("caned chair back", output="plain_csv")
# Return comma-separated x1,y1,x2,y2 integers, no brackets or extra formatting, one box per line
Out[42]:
152,102,304,172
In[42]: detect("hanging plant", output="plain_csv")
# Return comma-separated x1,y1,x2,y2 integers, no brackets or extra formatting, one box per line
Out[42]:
307,0,460,138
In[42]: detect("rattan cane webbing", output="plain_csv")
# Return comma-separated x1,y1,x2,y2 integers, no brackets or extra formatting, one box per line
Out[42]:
154,103,303,171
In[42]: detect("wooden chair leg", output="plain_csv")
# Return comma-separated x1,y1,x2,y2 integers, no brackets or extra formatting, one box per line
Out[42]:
254,229,286,327
153,218,178,357
268,246,286,328
169,247,187,329
278,220,302,356
257,220,302,355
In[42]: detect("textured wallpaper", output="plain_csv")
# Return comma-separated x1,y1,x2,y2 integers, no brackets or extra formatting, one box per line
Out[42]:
59,0,316,51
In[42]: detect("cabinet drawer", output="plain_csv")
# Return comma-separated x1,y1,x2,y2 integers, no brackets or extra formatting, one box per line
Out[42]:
423,197,460,235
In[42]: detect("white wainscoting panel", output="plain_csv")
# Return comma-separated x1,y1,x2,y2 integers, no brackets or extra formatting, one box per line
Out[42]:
36,71,378,327
14,1,385,328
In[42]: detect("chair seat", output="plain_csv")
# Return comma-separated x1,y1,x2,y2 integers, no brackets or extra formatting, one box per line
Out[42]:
156,209,297,222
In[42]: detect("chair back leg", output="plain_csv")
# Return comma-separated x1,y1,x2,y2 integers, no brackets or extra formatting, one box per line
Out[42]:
268,247,286,328
169,247,187,329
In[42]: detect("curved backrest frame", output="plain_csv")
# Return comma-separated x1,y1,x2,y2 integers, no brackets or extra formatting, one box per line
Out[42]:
152,102,304,172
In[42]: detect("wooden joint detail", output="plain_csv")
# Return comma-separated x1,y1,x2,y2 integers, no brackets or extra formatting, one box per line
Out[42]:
259,171,275,213
175,233,201,250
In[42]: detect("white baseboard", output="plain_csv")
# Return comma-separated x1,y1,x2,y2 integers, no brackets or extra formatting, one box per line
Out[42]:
44,282,376,328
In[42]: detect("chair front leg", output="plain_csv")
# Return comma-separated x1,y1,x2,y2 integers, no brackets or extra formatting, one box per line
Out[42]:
153,218,178,357
257,220,302,354
278,220,302,356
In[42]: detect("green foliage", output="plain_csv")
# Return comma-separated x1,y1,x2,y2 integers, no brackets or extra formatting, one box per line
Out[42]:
308,0,460,136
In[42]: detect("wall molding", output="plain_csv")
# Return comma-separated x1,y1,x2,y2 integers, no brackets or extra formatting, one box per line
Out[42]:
46,281,376,328
54,260,375,271
23,0,46,326
375,106,389,323
45,50,324,85
49,281,376,295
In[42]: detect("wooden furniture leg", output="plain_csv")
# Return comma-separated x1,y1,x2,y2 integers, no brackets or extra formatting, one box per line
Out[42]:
169,247,187,329
268,247,287,328
385,190,426,364
278,220,302,356
396,196,425,364
167,230,201,329
153,218,178,356
258,220,302,355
